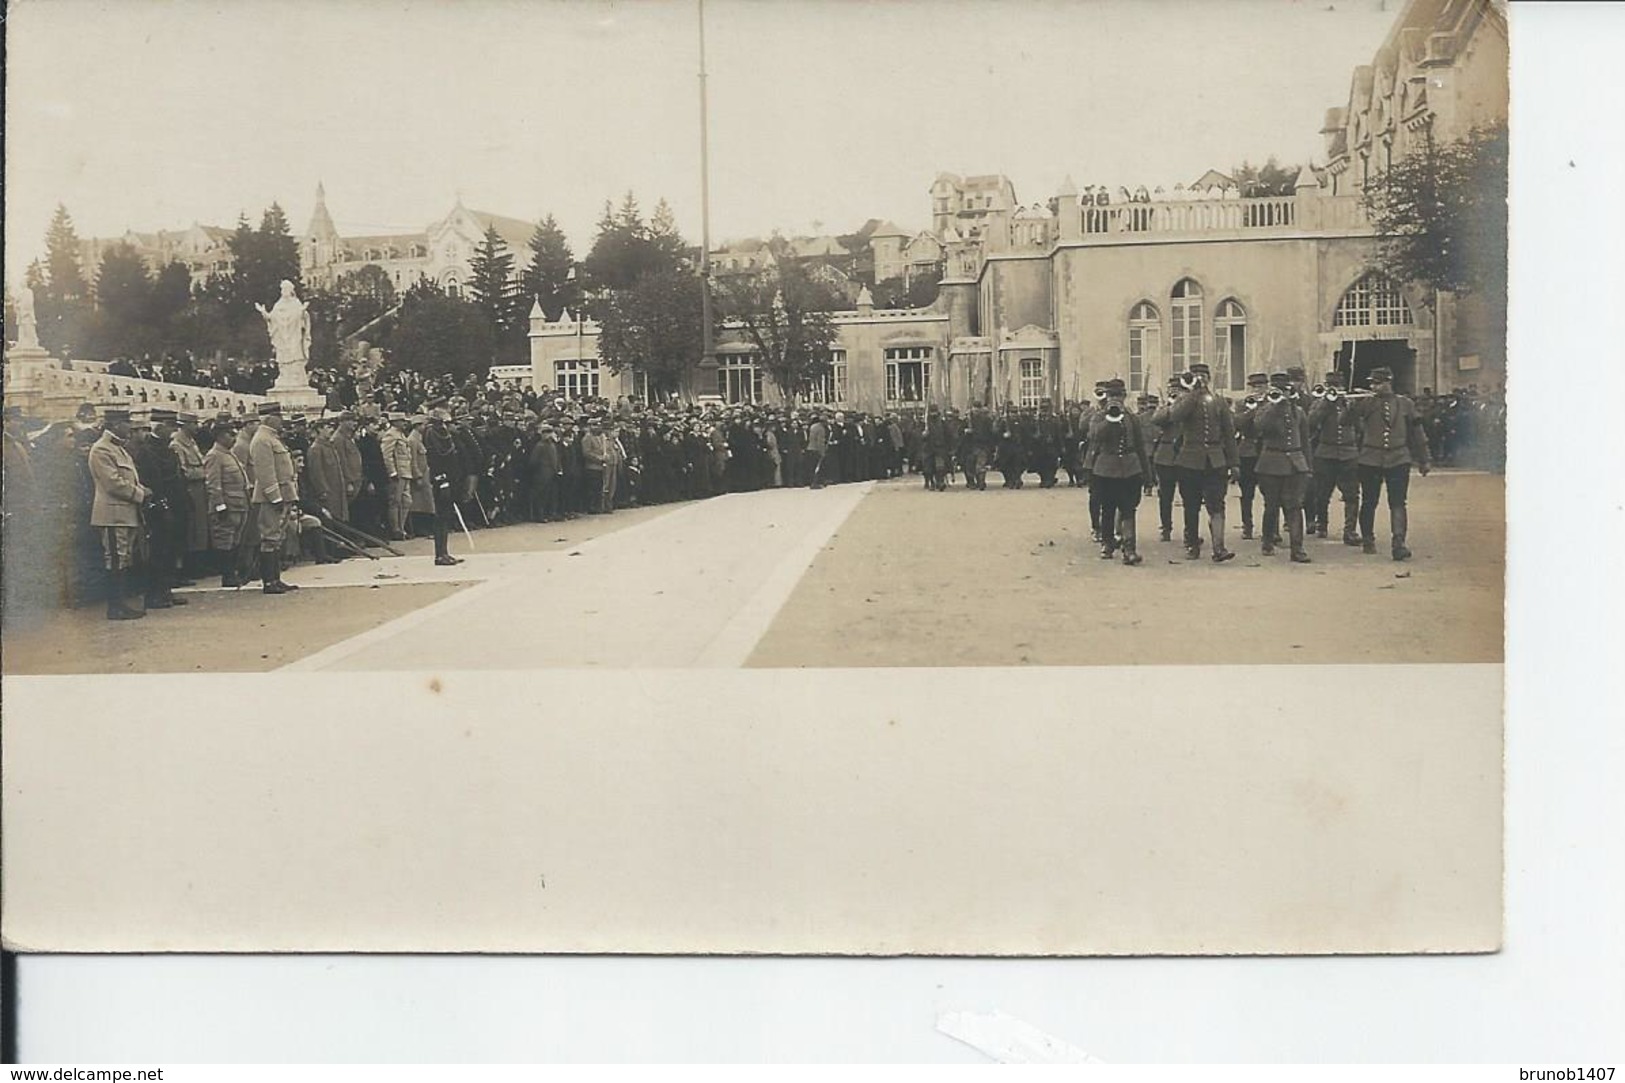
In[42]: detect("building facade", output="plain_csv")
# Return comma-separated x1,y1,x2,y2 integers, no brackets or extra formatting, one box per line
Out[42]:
531,0,1505,408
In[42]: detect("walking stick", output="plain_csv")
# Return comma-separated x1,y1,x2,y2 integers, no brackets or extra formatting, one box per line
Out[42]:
324,515,405,557
322,525,377,560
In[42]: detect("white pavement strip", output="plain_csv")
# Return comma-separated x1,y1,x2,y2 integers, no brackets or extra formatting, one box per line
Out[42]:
282,484,870,671
937,1009,1104,1063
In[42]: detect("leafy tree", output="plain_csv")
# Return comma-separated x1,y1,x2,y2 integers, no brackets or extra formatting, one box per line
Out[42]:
1363,122,1508,304
334,264,399,336
1229,158,1301,197
872,266,941,310
388,282,496,381
89,242,155,359
595,266,709,398
520,214,579,321
716,240,842,404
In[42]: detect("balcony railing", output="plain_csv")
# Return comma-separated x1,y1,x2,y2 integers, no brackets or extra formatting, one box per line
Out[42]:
1075,194,1370,242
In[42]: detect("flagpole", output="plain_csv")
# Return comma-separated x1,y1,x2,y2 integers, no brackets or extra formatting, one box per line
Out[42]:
698,0,716,383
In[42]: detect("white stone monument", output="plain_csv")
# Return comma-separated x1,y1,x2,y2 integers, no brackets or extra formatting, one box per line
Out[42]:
256,279,324,410
5,285,58,415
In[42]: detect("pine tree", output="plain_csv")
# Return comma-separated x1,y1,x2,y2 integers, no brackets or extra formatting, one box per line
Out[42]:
256,203,303,291
520,214,578,321
90,242,155,359
36,204,94,357
468,225,524,363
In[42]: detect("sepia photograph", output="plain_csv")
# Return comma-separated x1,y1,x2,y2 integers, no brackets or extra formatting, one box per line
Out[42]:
3,0,1507,962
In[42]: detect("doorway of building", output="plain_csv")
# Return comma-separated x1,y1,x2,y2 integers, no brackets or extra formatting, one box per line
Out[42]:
1335,339,1417,394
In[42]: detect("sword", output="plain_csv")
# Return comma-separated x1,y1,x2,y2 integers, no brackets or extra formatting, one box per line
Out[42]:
452,501,475,551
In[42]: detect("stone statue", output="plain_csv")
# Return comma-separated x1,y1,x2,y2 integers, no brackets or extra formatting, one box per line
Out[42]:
14,284,41,351
255,279,312,388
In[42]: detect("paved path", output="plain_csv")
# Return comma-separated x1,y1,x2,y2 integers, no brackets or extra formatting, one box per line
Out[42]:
279,483,871,670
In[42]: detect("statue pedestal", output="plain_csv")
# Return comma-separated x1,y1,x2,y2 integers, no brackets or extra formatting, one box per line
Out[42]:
266,363,325,413
3,347,60,417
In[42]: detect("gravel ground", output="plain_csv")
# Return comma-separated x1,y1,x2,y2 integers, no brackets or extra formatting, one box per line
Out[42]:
748,469,1504,667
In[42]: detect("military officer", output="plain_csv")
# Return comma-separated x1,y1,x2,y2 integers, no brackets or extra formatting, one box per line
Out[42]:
204,421,250,587
249,402,300,593
1081,380,1153,565
1155,363,1238,562
87,406,150,620
424,407,465,566
1345,364,1430,559
1150,377,1182,542
130,407,189,608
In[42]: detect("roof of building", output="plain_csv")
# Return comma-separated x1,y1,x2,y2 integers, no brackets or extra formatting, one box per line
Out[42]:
468,210,535,254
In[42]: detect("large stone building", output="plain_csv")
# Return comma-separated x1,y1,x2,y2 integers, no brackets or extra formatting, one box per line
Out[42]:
532,0,1506,411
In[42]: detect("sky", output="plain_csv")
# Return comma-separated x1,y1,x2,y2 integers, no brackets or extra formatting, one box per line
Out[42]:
4,0,1403,284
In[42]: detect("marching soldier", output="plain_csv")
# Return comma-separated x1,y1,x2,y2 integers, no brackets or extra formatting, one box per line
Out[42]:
920,404,951,492
1082,381,1107,537
1345,364,1431,560
1307,371,1361,545
87,406,149,620
1150,377,1182,542
1155,362,1238,562
1249,371,1314,563
1081,380,1152,565
1234,371,1268,541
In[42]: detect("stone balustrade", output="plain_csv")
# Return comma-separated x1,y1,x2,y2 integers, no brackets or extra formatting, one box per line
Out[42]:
1073,193,1370,243
3,356,271,421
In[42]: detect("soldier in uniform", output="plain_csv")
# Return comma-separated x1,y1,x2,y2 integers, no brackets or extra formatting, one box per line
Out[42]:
1247,372,1315,563
1031,402,1063,488
920,405,951,492
130,408,188,609
806,410,830,489
1307,372,1362,545
961,403,994,490
1081,381,1108,537
171,411,210,579
1155,362,1238,562
87,406,150,620
1081,380,1152,565
995,405,1025,489
248,403,300,594
1149,377,1182,542
424,408,466,567
1234,371,1268,541
204,421,250,587
1345,364,1430,559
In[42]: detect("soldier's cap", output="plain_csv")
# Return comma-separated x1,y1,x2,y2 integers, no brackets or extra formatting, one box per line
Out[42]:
176,410,199,424
1093,380,1109,389
409,414,428,426
1140,394,1160,405
76,402,100,420
1269,371,1292,388
1188,362,1212,376
1369,366,1395,382
1285,365,1307,380
1246,372,1269,386
1105,379,1127,392
290,413,309,426
257,402,283,416
431,408,451,422
215,410,235,423
1324,373,1347,389
101,406,132,423
1166,375,1183,389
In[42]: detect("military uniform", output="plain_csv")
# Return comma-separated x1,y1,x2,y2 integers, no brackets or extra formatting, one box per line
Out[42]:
87,408,149,619
204,429,250,587
1155,364,1238,561
130,409,188,608
1345,365,1431,559
1248,373,1314,563
1082,381,1153,565
248,404,300,593
1307,374,1361,544
1149,378,1182,541
1233,372,1268,540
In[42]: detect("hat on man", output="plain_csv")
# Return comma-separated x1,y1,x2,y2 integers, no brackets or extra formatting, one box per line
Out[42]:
215,409,235,423
1285,365,1307,382
1324,372,1347,390
101,405,132,424
1269,371,1292,388
148,407,177,424
1105,378,1127,394
257,401,283,416
1369,365,1395,383
176,410,199,424
76,402,99,421
1246,372,1269,387
1188,362,1212,377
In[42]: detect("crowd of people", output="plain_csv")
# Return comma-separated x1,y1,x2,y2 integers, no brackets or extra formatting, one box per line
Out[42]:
102,353,282,395
1,352,1505,618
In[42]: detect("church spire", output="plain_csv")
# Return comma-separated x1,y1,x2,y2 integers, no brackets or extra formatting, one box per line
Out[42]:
307,180,339,241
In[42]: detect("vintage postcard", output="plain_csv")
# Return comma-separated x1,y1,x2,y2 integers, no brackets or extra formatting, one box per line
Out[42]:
1,0,1506,954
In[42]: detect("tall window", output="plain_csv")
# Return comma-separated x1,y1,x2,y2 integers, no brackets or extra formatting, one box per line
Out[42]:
1128,301,1160,392
885,346,933,403
806,349,847,405
1213,299,1248,391
555,358,599,399
1018,357,1046,407
1334,272,1413,327
716,354,764,404
1170,278,1203,372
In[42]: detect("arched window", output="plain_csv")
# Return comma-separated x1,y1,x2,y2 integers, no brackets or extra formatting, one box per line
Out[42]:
1334,272,1413,327
1127,301,1160,392
1213,299,1247,392
1170,278,1203,372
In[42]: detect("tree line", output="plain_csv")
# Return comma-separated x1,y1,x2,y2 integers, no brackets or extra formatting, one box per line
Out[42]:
7,192,850,402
